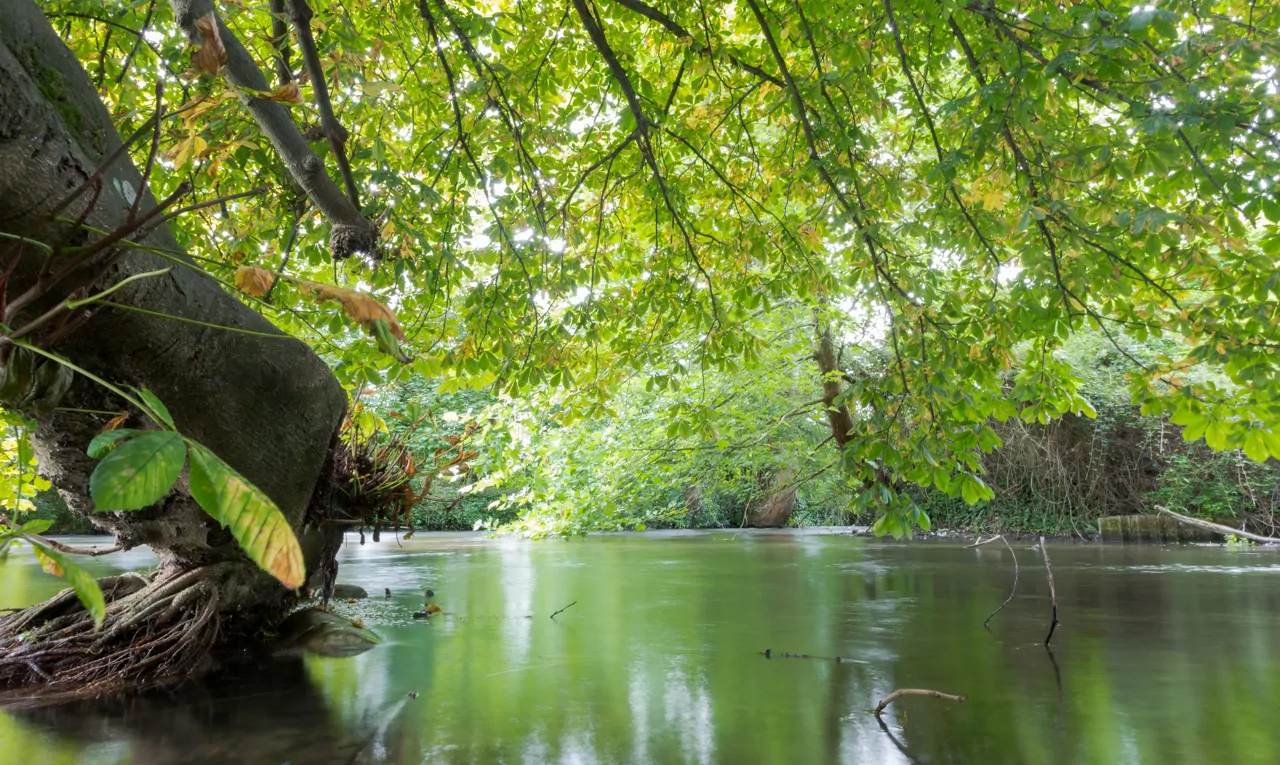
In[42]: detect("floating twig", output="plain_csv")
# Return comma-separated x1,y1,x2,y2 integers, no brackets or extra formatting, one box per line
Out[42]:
983,535,1019,628
549,601,577,620
873,688,967,717
1155,505,1280,544
965,534,1003,549
1041,536,1059,647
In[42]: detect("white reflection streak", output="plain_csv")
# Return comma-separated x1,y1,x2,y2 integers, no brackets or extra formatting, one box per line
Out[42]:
662,665,714,765
629,662,649,763
561,725,599,765
499,541,535,663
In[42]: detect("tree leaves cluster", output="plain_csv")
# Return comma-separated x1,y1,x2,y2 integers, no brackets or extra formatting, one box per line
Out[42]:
43,0,1280,532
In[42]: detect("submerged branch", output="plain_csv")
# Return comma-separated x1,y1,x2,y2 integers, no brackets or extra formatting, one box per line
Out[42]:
1040,536,1059,647
873,688,967,717
982,535,1018,628
549,601,577,620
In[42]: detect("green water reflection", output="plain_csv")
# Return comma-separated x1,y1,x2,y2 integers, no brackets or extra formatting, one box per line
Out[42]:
3,531,1280,764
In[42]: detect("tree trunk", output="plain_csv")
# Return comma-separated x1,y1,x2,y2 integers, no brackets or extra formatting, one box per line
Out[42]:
745,466,797,527
814,324,854,449
0,0,345,692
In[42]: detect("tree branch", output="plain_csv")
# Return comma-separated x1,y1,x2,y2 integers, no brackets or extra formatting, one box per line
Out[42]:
874,688,967,717
571,0,719,322
285,0,360,210
167,0,375,259
608,0,783,87
267,0,294,86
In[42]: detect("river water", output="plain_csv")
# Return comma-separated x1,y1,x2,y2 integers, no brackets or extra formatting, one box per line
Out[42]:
2,530,1279,764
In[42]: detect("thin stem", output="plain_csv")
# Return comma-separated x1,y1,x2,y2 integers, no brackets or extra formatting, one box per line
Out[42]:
10,341,162,428
93,301,293,339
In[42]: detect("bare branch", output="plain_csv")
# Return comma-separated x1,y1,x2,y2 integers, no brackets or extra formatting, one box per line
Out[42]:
874,688,967,717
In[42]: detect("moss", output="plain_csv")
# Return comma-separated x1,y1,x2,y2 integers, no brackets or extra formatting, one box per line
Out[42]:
16,44,97,150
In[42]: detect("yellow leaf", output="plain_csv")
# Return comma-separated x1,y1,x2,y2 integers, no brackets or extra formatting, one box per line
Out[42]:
234,266,275,297
33,546,62,576
193,13,228,76
179,94,222,128
360,81,402,97
166,136,194,168
979,186,1009,211
187,441,305,589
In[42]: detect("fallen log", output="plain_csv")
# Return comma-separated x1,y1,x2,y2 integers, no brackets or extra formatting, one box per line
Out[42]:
1154,506,1280,544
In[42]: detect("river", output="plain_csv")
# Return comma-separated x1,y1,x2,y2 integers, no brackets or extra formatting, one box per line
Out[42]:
2,530,1279,764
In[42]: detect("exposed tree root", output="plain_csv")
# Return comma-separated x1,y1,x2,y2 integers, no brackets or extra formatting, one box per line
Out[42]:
0,563,237,693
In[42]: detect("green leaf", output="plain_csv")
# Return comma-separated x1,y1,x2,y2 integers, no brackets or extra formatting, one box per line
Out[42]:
1204,419,1228,451
1243,429,1269,463
1265,429,1280,460
30,542,106,627
1181,416,1208,443
132,387,175,428
916,509,931,532
87,428,147,459
18,518,53,535
89,431,186,511
185,440,305,589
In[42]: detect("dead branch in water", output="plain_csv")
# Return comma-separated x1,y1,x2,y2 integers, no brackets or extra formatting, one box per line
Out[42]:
983,535,1019,628
873,688,967,717
549,601,577,620
1041,536,1059,647
965,534,1004,549
1155,505,1280,544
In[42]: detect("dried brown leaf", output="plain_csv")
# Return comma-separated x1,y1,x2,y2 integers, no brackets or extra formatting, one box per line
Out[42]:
193,13,228,76
234,266,275,297
297,281,406,339
99,413,130,434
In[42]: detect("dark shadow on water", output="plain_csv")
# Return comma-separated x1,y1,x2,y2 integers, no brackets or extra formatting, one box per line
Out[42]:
876,716,924,765
10,657,403,765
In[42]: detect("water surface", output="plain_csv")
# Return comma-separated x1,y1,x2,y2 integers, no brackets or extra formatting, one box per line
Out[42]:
2,531,1279,764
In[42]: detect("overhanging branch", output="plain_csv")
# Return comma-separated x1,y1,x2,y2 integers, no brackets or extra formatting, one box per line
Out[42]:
167,0,375,259
285,0,362,211
571,0,719,322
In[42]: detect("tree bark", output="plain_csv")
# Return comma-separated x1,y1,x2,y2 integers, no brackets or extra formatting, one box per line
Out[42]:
0,0,345,691
745,465,797,528
815,324,854,448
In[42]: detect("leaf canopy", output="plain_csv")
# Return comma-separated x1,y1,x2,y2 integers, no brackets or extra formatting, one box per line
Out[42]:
43,0,1280,525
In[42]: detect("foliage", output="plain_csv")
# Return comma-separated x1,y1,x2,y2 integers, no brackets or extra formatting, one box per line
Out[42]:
362,377,511,531
24,0,1280,538
83,387,305,589
0,413,50,516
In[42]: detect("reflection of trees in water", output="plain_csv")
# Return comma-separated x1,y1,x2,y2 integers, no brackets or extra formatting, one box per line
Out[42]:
16,539,1278,764
12,657,406,765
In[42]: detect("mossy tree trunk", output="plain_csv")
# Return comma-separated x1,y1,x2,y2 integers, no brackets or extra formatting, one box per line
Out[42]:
0,0,345,692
